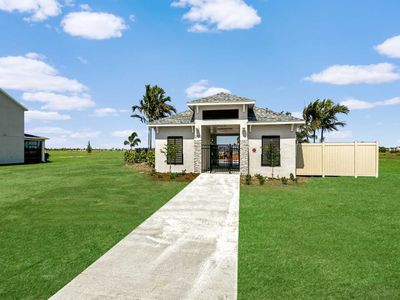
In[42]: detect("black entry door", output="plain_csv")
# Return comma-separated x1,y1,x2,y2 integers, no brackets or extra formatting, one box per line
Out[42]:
210,144,240,173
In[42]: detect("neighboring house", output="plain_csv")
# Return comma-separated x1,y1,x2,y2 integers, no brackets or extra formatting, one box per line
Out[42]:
148,93,305,177
0,89,47,164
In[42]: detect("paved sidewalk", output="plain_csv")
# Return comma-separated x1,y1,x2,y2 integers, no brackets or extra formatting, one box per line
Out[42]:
51,173,240,300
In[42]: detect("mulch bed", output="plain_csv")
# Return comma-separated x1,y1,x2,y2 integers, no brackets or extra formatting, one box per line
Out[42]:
126,163,198,182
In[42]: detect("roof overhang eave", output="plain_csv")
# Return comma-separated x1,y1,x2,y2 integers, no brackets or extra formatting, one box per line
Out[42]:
148,123,195,128
248,120,305,125
24,136,48,141
187,101,256,106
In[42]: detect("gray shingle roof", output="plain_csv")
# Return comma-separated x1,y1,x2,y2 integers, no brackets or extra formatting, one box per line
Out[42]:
148,106,303,125
248,107,304,123
148,110,194,125
187,92,255,105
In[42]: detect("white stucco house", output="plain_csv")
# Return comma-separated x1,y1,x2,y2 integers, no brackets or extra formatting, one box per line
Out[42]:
0,89,47,164
148,93,305,177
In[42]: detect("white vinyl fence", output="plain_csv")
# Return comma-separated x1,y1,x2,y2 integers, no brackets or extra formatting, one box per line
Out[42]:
296,142,379,178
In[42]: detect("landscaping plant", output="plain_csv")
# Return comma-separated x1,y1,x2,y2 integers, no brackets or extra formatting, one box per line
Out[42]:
161,143,180,174
289,173,298,183
245,174,252,185
124,132,141,149
255,174,266,186
262,141,280,178
146,150,155,168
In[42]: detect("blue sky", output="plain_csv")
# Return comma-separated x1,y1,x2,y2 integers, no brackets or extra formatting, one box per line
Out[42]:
0,0,399,147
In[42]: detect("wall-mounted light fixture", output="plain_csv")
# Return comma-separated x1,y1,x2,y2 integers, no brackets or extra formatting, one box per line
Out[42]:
242,127,247,138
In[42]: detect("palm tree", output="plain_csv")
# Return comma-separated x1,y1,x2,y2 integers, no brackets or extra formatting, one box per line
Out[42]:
318,99,349,142
302,100,322,143
131,85,176,148
124,132,141,150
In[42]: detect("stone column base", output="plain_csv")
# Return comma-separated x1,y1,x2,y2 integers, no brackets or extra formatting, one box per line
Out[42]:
194,140,201,173
240,140,249,175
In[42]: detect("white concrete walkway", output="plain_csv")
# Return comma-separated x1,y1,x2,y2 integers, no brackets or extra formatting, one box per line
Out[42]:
51,173,240,300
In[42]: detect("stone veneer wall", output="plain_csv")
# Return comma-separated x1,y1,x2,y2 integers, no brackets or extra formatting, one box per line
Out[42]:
194,140,202,173
240,140,249,175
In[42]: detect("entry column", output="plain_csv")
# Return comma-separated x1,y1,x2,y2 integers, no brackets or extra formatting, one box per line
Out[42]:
240,123,249,175
194,124,202,173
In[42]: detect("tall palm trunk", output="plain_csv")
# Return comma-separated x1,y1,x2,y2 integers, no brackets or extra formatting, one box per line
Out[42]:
321,128,324,142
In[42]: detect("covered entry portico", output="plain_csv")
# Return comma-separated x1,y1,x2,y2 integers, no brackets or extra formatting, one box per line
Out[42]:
200,124,241,173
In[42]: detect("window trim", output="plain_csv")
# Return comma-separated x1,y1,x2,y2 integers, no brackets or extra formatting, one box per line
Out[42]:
167,136,184,165
261,135,281,167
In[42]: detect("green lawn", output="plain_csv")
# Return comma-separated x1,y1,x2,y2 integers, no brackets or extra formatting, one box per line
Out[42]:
0,151,187,299
2,151,400,299
239,154,400,299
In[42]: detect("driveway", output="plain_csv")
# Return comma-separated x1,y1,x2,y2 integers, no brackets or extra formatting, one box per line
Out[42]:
51,173,240,300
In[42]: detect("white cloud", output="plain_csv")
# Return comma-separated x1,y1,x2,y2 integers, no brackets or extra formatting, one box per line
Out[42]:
25,110,71,122
0,0,61,21
61,11,127,40
129,14,135,22
112,130,134,138
28,126,70,135
27,126,102,148
63,0,75,7
22,92,95,111
375,35,400,58
171,0,261,32
325,130,353,140
0,53,86,93
77,56,88,64
79,4,91,11
25,52,46,60
186,79,231,98
91,108,119,117
305,63,400,85
341,97,400,110
69,130,100,139
28,126,99,138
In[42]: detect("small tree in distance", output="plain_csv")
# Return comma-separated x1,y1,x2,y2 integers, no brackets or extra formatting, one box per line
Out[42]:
86,141,93,154
124,132,141,150
161,143,180,174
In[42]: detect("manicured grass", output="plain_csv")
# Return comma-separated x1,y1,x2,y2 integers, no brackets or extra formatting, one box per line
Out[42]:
239,155,400,299
0,151,187,299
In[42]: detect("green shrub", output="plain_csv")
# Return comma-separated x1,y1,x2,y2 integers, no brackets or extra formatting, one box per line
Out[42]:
289,173,298,183
44,153,50,162
257,175,266,185
146,150,155,168
124,150,152,164
124,150,136,164
170,172,178,180
245,174,252,185
281,177,288,185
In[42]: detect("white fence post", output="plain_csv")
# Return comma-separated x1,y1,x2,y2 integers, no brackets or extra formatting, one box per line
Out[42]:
376,141,379,178
354,141,358,178
322,142,325,178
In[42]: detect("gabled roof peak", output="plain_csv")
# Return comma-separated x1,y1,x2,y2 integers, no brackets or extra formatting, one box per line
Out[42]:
187,93,256,105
